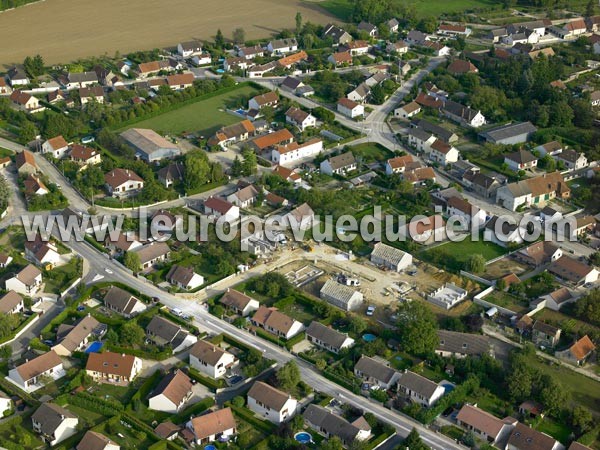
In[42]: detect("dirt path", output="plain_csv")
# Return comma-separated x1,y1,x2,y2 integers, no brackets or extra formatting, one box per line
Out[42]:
0,0,335,65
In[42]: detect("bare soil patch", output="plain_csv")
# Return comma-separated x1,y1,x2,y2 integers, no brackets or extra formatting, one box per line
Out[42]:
0,0,335,65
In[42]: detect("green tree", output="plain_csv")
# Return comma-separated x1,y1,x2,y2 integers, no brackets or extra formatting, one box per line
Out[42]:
277,361,301,392
231,396,245,407
370,83,386,104
231,156,243,177
233,28,246,45
320,436,344,450
395,301,438,355
539,374,569,415
403,428,430,450
124,251,141,272
316,359,327,370
349,315,368,334
242,148,257,176
23,54,44,77
572,405,593,432
416,17,437,33
19,120,38,144
0,345,11,359
295,12,303,34
119,321,144,346
587,0,596,17
465,254,486,274
184,151,211,191
215,29,225,48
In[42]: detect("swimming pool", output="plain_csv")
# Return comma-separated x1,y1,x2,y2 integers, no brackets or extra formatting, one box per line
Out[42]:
362,334,377,342
294,432,312,444
85,342,104,353
204,445,216,450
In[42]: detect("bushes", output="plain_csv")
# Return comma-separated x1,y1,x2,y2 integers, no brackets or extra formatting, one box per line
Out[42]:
69,392,124,416
104,343,172,361
230,405,276,434
171,397,215,424
186,368,225,391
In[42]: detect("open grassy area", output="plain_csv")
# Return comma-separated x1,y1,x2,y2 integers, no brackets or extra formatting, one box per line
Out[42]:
350,142,394,163
317,0,500,20
122,84,261,136
534,418,572,444
420,238,507,272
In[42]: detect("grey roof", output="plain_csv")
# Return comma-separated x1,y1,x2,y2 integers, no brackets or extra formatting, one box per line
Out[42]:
303,404,361,444
505,180,533,197
320,279,361,305
248,381,293,411
350,82,370,99
407,30,428,42
408,127,434,142
505,149,538,164
167,265,199,286
326,151,356,171
436,330,490,356
354,355,397,384
7,67,28,81
306,321,351,350
103,286,142,315
190,340,232,366
120,128,179,158
133,242,170,265
269,38,298,50
32,403,76,436
411,119,457,143
398,370,440,398
358,21,377,33
68,71,98,84
443,100,481,122
480,121,538,143
323,24,352,43
281,76,303,90
533,320,560,336
370,242,410,267
146,316,183,345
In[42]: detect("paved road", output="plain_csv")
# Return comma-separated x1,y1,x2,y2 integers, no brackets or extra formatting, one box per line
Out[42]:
62,235,465,449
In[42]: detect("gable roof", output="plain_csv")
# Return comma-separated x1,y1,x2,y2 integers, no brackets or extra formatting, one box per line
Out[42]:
506,149,538,165
45,136,68,151
14,264,42,286
456,404,505,439
16,350,62,381
387,155,414,169
398,370,441,399
447,59,477,74
104,168,143,188
56,315,100,353
103,286,142,315
338,97,360,110
330,51,353,64
326,151,356,170
442,100,481,123
288,202,314,222
517,241,559,266
146,315,182,343
252,305,299,335
204,196,236,215
248,381,293,411
437,330,490,356
568,335,595,361
278,51,308,67
251,129,294,150
15,150,37,170
70,144,98,161
10,90,34,106
370,242,410,266
306,321,351,350
77,431,117,450
167,265,199,287
134,242,170,265
533,320,560,336
0,291,23,313
481,121,537,142
189,408,236,440
250,91,278,107
507,422,559,450
32,403,76,435
86,351,137,377
220,289,256,311
548,256,595,283
286,106,311,123
190,340,232,366
166,73,194,87
354,355,397,384
321,279,361,306
303,404,362,443
151,370,192,405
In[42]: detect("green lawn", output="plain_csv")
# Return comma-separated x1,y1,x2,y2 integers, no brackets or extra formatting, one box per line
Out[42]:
317,0,500,20
351,143,394,163
124,84,261,136
535,418,572,444
420,238,507,272
0,147,13,158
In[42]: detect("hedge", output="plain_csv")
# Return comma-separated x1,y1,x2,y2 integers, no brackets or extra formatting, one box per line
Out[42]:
131,370,163,404
284,332,305,351
366,429,395,450
0,313,39,345
104,343,172,361
230,405,277,434
0,377,38,407
84,234,109,253
322,369,359,394
171,397,215,425
186,368,224,391
148,442,168,450
158,308,199,335
59,391,124,416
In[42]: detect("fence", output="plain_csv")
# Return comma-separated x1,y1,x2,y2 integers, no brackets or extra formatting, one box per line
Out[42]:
59,277,81,300
459,270,493,286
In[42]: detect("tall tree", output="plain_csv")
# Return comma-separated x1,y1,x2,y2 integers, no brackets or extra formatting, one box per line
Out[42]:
215,29,225,48
123,251,141,273
233,28,246,45
277,361,301,392
295,12,303,34
395,301,438,355
465,254,486,274
587,0,596,17
403,428,430,450
241,148,257,176
184,151,211,190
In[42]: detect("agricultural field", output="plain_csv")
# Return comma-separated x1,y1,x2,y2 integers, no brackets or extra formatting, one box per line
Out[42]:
0,0,334,64
121,84,262,136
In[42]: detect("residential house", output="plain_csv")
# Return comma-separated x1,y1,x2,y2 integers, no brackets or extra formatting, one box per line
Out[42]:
320,279,364,311
157,162,184,188
394,101,421,119
397,370,445,407
591,90,600,107
555,148,588,170
8,350,64,392
191,54,212,66
564,18,587,37
496,172,570,211
77,431,119,450
387,41,409,54
166,265,204,290
456,404,514,445
86,352,142,384
189,340,237,379
62,71,98,89
267,38,298,54
540,206,563,223
145,315,198,352
337,98,364,118
42,136,69,159
70,145,101,166
286,202,314,230
285,107,316,131
422,41,451,56
548,256,599,286
407,127,436,151
438,23,471,36
536,141,564,157
411,118,458,143
250,305,304,339
303,404,371,446
238,45,264,59
538,287,575,311
247,62,278,78
436,330,491,358
186,408,236,445
370,242,413,271
277,50,308,69
10,90,42,112
203,197,240,222
427,139,460,165
354,355,400,389
347,82,370,103
506,422,564,450
227,184,260,208
442,100,486,128
514,241,562,267
483,215,525,248
385,18,400,33
404,166,437,185
103,286,146,317
223,57,249,72
52,315,102,357
7,67,29,86
572,215,597,237
532,321,561,348
305,321,354,354
247,382,297,424
358,21,378,37
148,370,193,413
104,232,142,255
555,335,595,366
32,403,78,447
104,168,144,197
5,264,43,296
166,73,194,91
0,291,24,315
177,41,202,57
480,121,538,145
0,78,11,95
340,40,371,56
23,174,49,198
220,289,260,317
446,196,487,228
154,422,180,441
132,242,171,271
250,129,294,152
79,86,104,105
207,120,255,149
320,152,357,176
322,24,353,46
248,91,279,111
272,138,323,166
385,155,415,175
24,235,60,267
120,128,180,162
280,76,304,92
447,59,478,75
272,165,302,184
407,214,446,244
504,149,538,171
137,60,176,78
406,30,430,46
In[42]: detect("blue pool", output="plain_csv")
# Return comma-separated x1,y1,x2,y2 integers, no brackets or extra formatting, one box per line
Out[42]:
204,446,216,450
85,342,103,353
362,334,377,342
294,432,312,444
442,383,455,394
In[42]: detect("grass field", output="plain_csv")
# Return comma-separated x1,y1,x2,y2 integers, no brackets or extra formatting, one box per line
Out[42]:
420,238,507,272
316,0,500,20
123,84,261,136
0,0,335,64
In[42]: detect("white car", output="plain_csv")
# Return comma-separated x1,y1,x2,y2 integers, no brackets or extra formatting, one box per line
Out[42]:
366,305,375,316
104,268,113,274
